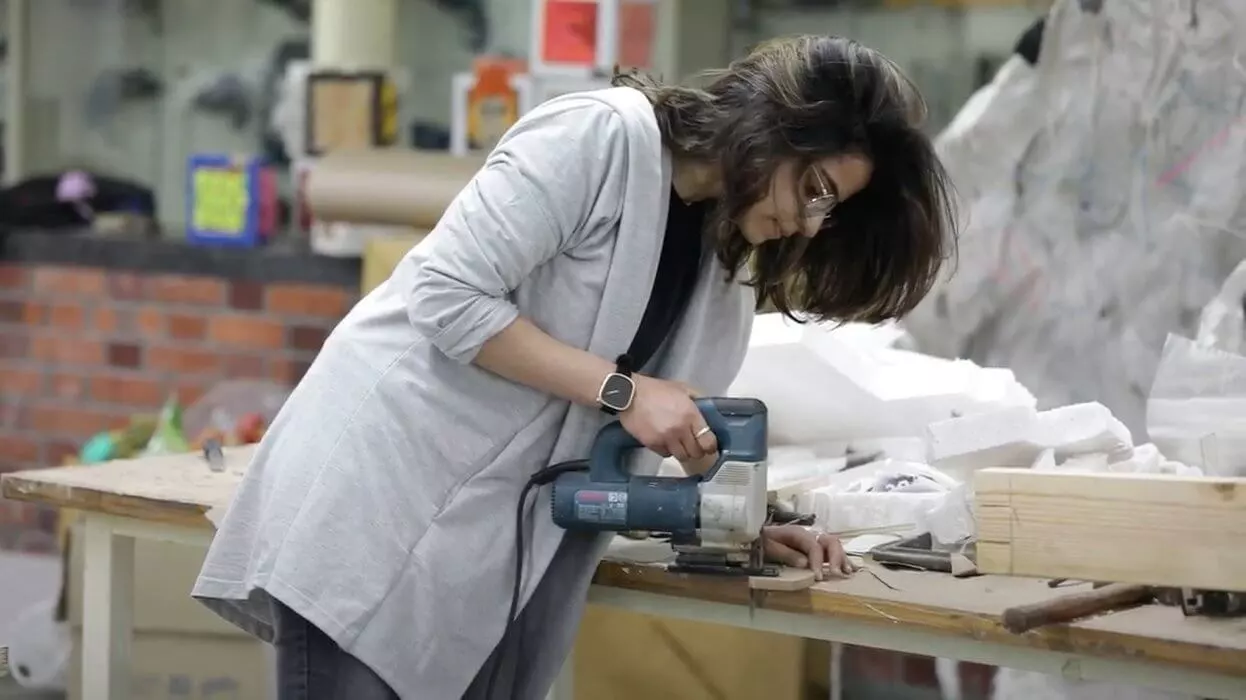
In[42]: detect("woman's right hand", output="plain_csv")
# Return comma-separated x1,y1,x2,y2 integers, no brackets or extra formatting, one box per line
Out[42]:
619,375,718,462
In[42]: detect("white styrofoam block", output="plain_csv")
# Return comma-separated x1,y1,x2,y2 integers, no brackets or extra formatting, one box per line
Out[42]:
729,313,1037,446
1031,402,1133,460
926,406,1042,470
807,489,946,534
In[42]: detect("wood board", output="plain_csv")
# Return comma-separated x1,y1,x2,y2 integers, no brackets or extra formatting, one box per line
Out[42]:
0,445,256,529
975,468,1246,593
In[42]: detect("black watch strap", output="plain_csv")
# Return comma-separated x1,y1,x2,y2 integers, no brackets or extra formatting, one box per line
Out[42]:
614,354,634,377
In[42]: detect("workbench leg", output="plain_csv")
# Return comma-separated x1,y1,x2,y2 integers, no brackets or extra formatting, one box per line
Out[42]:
546,652,575,700
81,515,135,700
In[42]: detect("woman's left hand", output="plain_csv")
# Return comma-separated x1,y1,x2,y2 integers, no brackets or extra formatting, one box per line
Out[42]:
761,525,856,581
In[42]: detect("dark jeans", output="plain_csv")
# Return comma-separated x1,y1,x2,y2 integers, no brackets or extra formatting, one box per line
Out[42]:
272,600,400,700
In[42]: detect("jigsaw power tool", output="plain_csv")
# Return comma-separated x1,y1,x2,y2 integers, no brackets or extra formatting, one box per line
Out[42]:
551,397,777,577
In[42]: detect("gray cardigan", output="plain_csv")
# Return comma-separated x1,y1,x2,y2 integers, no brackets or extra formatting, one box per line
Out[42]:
193,87,755,699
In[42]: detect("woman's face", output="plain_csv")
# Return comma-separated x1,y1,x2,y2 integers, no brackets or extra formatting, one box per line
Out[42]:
737,154,874,246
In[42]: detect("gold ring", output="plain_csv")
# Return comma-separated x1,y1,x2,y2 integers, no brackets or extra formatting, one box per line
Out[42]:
694,426,712,439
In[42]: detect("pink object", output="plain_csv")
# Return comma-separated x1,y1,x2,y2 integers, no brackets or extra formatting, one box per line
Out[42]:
55,171,96,202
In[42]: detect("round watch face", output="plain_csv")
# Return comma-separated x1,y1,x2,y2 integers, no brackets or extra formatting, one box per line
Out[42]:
600,373,635,412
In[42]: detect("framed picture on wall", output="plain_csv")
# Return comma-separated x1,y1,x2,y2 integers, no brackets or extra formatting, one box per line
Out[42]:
529,0,657,77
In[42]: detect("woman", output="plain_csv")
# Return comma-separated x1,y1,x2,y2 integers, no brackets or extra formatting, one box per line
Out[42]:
194,35,955,699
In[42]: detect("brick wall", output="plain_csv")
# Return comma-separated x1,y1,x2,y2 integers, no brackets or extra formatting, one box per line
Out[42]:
0,261,356,552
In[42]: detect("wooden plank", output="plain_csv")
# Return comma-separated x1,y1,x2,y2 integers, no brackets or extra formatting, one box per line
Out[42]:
0,446,256,529
975,468,1246,592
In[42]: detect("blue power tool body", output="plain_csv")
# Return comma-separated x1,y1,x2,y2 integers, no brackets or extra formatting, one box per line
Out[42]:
551,397,776,576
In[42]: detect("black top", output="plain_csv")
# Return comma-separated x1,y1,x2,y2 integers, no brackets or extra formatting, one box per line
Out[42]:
624,188,709,371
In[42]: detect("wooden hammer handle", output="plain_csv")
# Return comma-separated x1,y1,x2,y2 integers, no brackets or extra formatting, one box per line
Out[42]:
1001,583,1153,634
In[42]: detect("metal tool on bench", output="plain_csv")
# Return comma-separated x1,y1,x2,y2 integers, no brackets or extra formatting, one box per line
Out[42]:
551,397,778,578
1001,582,1246,634
870,533,979,577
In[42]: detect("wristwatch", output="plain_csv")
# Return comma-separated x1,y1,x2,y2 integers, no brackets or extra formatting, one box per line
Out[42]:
597,354,636,415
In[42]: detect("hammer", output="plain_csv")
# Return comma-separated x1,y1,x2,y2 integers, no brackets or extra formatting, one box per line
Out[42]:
1001,583,1159,634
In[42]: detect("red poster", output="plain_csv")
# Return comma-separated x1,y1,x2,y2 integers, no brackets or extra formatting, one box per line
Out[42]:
542,0,597,65
619,1,654,69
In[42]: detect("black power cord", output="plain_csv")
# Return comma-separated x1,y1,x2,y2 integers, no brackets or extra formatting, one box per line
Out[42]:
483,459,588,700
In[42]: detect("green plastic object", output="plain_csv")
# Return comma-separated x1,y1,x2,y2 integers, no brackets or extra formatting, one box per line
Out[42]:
79,432,117,465
143,393,190,455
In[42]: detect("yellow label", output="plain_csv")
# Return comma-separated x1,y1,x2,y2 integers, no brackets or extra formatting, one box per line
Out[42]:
192,167,248,235
379,80,398,144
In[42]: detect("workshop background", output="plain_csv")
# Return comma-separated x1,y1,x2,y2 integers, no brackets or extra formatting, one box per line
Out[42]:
0,0,1112,699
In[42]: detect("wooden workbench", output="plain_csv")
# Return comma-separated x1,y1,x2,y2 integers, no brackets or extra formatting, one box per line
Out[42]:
4,448,1246,700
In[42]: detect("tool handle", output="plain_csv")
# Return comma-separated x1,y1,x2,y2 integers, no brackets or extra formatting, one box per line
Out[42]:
588,397,767,482
1001,583,1153,634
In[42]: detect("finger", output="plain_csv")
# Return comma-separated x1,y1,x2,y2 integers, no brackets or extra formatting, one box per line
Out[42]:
644,438,671,458
679,431,705,461
803,531,826,581
763,539,807,569
820,535,850,577
667,439,691,462
694,427,719,455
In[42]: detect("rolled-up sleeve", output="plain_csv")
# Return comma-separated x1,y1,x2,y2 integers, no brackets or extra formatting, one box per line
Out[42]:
405,100,627,363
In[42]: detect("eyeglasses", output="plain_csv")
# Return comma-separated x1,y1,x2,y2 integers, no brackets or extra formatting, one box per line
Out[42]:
802,167,839,222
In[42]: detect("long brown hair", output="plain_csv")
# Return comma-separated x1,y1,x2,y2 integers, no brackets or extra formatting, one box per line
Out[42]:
613,35,957,324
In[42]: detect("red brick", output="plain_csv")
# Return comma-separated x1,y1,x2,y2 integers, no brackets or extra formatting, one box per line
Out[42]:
287,324,330,352
46,441,81,466
843,646,901,683
46,373,88,401
30,266,106,296
0,264,27,290
145,274,226,306
175,382,210,407
107,272,145,301
0,433,40,464
18,301,44,324
271,358,311,385
92,308,162,338
167,313,207,341
46,303,88,329
222,354,268,378
0,397,19,429
24,406,124,437
0,299,22,324
93,307,119,334
135,307,165,338
90,375,165,406
106,342,143,369
0,368,42,395
146,346,221,374
901,654,938,687
228,280,265,310
209,315,285,349
266,284,351,318
30,336,105,365
0,332,28,359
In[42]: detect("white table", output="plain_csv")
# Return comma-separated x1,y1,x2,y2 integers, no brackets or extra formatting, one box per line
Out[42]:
5,452,1246,700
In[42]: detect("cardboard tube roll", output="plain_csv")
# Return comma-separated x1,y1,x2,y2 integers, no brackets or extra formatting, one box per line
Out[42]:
306,149,485,228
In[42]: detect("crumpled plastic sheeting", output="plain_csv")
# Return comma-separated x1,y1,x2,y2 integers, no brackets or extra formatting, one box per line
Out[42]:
904,0,1246,440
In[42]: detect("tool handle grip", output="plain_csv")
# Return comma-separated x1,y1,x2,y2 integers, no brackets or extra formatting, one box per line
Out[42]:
588,397,766,482
1001,583,1152,634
